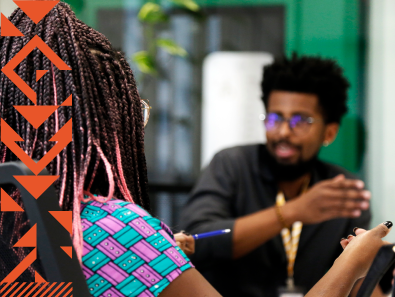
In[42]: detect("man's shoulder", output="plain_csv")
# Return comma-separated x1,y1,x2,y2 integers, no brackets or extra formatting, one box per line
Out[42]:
206,144,264,174
215,144,263,159
317,160,357,179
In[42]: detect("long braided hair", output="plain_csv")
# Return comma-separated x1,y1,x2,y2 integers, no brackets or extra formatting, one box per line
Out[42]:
0,2,150,267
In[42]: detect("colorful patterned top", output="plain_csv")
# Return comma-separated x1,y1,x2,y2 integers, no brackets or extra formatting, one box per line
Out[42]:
80,199,194,297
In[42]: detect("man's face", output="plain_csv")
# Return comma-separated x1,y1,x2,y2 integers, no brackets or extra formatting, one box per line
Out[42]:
265,91,332,165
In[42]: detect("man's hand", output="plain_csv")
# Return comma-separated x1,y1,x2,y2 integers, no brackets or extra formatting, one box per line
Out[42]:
233,174,370,259
285,174,370,224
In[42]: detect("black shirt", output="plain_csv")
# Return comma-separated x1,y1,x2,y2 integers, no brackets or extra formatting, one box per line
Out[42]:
180,144,371,297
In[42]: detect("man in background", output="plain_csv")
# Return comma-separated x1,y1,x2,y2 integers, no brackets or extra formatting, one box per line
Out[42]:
180,55,374,296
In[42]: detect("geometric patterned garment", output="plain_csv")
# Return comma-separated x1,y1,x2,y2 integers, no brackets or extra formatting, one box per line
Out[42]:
81,199,194,297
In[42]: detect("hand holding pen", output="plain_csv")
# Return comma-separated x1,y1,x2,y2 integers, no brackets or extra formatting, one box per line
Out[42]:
174,229,231,256
174,232,195,256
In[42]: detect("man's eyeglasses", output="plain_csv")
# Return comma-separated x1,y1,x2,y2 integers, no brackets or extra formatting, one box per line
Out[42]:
261,113,318,136
141,99,152,127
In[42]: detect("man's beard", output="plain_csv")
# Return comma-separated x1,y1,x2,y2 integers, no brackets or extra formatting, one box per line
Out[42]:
266,147,318,181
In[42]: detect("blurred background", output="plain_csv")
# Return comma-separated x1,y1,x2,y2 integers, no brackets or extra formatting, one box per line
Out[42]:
1,0,394,241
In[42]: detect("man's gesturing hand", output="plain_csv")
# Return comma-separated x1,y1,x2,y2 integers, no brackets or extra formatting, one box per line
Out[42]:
285,174,370,225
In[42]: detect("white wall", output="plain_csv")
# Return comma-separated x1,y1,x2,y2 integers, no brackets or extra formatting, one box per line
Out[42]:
201,52,273,168
366,0,395,242
0,0,17,22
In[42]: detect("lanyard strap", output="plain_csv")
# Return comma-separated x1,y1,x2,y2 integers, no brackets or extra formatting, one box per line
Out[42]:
276,192,302,281
276,178,310,287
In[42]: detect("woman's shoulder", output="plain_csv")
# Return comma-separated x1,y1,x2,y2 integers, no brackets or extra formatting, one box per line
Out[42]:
80,198,193,297
81,198,173,238
81,198,150,217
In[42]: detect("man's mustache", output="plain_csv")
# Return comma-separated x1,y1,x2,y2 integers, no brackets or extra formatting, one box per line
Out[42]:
270,140,302,151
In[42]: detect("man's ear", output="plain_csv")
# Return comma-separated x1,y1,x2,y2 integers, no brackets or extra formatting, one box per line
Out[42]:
323,123,339,145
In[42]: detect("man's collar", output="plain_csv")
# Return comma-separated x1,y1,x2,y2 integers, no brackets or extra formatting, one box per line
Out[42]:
255,144,276,181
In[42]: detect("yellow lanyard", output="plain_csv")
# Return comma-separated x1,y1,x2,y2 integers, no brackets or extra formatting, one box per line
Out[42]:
276,179,309,289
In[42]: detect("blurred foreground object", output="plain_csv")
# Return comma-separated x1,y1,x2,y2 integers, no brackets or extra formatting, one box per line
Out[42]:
201,52,273,167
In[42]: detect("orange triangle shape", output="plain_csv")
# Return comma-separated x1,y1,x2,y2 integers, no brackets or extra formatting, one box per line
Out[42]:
14,224,36,247
1,188,24,212
36,70,48,82
1,119,24,142
35,271,46,283
14,105,59,129
1,13,24,36
61,246,73,258
14,1,60,24
61,95,72,106
14,175,59,199
49,211,72,235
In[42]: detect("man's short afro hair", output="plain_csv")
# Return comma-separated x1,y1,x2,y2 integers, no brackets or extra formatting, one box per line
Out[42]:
261,54,350,124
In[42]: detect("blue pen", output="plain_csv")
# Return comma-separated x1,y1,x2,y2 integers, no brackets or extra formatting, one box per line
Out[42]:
192,229,231,240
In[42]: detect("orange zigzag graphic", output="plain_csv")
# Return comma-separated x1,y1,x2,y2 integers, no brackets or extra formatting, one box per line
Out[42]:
1,35,71,105
1,119,72,175
1,3,73,286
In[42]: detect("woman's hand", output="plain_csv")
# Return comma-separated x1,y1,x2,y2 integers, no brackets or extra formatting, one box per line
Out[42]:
341,223,393,297
174,232,195,256
306,222,392,297
337,222,392,280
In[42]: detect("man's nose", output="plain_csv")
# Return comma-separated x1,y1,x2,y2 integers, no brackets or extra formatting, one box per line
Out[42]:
278,121,292,137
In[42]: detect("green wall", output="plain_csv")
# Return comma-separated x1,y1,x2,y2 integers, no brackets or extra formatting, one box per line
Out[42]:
70,0,364,172
296,0,363,173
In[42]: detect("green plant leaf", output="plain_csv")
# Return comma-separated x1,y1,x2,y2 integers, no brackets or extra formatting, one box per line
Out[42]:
138,2,168,23
157,39,188,57
132,51,157,75
170,0,200,12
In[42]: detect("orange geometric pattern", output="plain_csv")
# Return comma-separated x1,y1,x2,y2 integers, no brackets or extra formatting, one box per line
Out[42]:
1,189,24,212
1,13,24,36
35,272,46,283
1,119,72,175
60,246,73,259
0,282,72,296
14,224,37,248
61,95,73,107
1,35,71,105
49,211,73,235
14,105,59,129
0,2,74,285
0,249,37,284
14,1,60,24
14,175,60,199
36,70,48,81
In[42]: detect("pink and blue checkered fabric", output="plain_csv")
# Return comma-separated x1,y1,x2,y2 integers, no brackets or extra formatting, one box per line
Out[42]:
81,199,193,297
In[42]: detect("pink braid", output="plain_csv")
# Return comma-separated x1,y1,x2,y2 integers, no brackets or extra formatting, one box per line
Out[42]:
91,140,114,203
72,167,83,262
58,152,67,208
113,132,134,203
51,63,61,177
50,63,68,208
72,196,83,263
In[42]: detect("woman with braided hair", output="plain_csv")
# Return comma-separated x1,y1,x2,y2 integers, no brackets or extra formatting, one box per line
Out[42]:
0,1,148,261
0,2,207,296
0,2,392,297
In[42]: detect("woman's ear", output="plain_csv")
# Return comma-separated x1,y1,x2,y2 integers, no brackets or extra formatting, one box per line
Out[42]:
323,123,339,146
